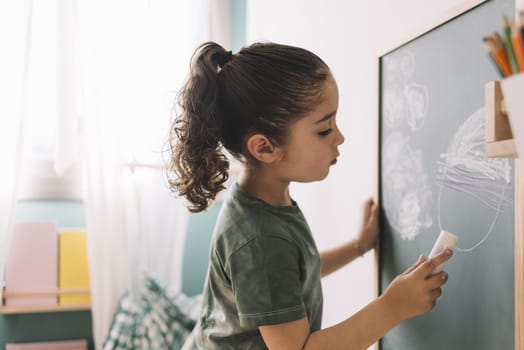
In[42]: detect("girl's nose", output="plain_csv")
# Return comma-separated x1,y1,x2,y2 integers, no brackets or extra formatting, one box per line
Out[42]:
335,127,345,146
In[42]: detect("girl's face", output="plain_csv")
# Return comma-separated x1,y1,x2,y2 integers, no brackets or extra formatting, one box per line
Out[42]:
274,76,345,183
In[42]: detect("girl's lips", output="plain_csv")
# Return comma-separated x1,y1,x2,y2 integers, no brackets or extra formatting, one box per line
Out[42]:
330,158,337,165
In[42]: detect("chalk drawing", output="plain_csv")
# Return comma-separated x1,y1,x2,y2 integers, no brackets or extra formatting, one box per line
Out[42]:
384,50,416,85
384,86,406,128
405,83,429,131
398,50,416,83
383,51,429,132
383,132,433,240
436,108,512,251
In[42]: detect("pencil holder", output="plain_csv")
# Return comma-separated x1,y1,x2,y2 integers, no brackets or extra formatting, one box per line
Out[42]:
500,72,524,158
485,80,513,143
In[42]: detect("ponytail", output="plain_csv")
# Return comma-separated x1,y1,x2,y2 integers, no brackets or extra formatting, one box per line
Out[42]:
168,42,231,213
168,41,331,213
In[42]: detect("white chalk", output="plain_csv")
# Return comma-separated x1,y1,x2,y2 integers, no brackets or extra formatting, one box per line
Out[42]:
428,230,458,274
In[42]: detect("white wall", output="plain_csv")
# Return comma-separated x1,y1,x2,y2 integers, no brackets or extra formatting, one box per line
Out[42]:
246,0,461,330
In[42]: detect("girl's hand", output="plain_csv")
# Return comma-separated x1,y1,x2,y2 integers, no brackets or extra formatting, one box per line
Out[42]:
356,198,379,253
381,250,452,322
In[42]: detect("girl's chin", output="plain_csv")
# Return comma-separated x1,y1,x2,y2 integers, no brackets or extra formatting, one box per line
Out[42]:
293,167,331,183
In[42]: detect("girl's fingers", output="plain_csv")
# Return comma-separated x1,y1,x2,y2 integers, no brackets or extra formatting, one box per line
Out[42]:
369,203,378,221
430,287,442,301
426,271,448,289
362,198,373,222
404,255,426,274
413,249,452,278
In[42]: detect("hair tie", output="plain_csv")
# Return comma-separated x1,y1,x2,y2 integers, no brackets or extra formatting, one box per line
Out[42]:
217,50,233,68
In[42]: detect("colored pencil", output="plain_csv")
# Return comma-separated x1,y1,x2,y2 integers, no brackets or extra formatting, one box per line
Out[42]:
487,34,513,77
511,22,524,71
520,11,524,67
484,37,506,77
502,16,519,74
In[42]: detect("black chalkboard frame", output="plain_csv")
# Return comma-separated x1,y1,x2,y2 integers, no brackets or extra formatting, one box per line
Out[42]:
375,0,524,349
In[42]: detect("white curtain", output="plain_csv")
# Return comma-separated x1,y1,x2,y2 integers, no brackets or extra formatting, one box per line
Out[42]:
76,0,233,347
0,0,231,346
0,0,33,302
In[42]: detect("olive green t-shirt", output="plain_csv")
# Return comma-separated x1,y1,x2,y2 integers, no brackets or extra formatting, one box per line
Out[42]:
192,183,323,349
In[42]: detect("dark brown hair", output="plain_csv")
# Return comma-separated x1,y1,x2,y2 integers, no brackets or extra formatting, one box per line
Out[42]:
168,41,330,212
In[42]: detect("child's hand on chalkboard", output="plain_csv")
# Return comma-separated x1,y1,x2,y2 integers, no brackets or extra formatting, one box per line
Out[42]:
381,250,452,322
356,198,379,254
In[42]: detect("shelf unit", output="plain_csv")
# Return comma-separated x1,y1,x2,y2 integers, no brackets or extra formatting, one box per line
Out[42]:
0,288,91,314
490,5,524,345
485,80,518,158
485,76,524,350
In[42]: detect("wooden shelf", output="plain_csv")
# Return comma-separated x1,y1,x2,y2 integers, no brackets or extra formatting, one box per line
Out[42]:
486,139,518,158
486,68,523,349
485,80,518,159
0,303,90,314
1,287,91,314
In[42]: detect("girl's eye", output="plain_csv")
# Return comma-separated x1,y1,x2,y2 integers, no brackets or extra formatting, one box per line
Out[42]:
318,129,333,136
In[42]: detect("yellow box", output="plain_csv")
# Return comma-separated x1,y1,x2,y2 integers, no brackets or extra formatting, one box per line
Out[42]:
58,231,90,305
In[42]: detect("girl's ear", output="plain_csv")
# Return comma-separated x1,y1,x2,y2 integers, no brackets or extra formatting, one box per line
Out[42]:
245,134,280,163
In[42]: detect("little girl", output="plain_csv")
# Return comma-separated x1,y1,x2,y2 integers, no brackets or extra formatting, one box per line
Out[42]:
169,41,452,350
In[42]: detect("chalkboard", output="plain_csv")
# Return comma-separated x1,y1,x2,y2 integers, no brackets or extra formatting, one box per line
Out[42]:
378,1,516,349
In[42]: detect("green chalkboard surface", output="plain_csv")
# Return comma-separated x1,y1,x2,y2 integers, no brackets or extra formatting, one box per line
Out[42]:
378,1,515,349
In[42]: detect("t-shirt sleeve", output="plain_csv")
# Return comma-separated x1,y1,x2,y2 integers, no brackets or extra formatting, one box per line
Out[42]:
226,235,306,328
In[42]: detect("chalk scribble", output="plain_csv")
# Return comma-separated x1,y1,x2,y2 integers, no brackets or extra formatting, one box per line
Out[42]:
383,132,433,240
436,108,512,251
383,51,429,131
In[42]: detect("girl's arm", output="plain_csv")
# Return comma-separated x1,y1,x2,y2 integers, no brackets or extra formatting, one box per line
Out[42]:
260,250,452,350
320,198,379,277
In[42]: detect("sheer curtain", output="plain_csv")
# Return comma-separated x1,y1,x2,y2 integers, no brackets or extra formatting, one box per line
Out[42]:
76,0,230,347
1,0,230,346
0,0,33,303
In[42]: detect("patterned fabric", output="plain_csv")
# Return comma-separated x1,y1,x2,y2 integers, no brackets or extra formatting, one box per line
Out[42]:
103,277,202,350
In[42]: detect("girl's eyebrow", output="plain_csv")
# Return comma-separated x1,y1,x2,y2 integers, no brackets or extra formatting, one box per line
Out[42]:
315,111,337,124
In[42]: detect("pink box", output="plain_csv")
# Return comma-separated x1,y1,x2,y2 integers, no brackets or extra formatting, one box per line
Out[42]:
5,222,58,307
6,339,88,350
